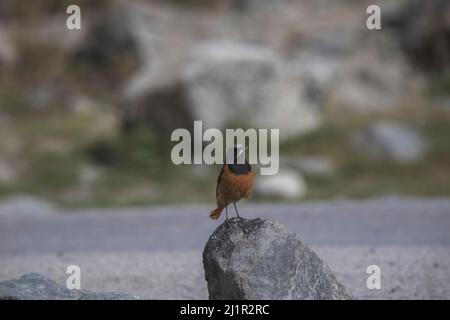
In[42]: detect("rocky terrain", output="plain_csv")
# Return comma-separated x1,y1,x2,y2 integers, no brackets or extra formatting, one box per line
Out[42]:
0,273,139,300
0,0,449,205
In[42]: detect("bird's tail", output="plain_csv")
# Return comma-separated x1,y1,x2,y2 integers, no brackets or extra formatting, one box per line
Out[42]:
209,207,223,220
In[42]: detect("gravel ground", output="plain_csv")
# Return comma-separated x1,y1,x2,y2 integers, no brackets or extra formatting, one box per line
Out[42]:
1,197,449,299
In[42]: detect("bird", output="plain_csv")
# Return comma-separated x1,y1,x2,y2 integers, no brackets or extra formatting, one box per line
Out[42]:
210,145,255,220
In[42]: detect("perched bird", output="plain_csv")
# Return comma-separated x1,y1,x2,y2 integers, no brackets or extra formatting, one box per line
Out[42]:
210,145,255,220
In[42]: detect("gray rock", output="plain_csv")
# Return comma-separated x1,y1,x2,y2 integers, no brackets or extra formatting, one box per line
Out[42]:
328,34,415,111
0,273,78,300
0,195,55,216
203,218,352,300
351,121,428,163
71,3,155,84
0,159,17,184
385,0,450,72
0,273,139,300
123,41,323,141
0,25,15,67
289,23,417,111
282,155,335,177
79,292,139,300
431,96,450,111
298,156,335,177
253,169,306,199
232,0,289,12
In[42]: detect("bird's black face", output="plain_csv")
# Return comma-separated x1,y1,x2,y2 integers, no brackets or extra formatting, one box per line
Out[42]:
225,145,246,165
233,146,247,163
228,146,251,174
233,147,240,160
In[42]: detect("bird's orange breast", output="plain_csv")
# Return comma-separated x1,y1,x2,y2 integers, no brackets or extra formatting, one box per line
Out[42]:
216,164,255,207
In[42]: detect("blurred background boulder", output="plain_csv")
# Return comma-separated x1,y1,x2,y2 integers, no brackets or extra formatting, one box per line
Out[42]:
350,121,429,164
253,169,307,200
385,0,450,73
0,24,16,68
124,41,322,139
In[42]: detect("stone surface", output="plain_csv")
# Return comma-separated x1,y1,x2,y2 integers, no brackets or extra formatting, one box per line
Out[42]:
123,41,323,141
0,273,78,300
0,24,15,67
70,3,154,87
78,292,139,300
351,121,428,163
327,33,415,111
253,169,306,199
288,23,416,111
183,42,322,139
0,160,17,183
282,155,335,177
203,218,353,300
385,0,450,72
0,273,139,300
0,195,55,216
298,156,335,177
116,1,427,134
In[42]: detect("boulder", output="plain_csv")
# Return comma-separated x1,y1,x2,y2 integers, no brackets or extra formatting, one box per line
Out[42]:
78,292,139,300
288,13,418,111
0,24,15,68
253,169,306,199
70,3,155,87
351,121,429,163
385,0,450,72
0,159,17,184
0,273,139,300
123,42,323,141
327,34,416,111
203,218,352,300
72,10,138,66
282,155,336,177
0,195,55,216
297,156,335,177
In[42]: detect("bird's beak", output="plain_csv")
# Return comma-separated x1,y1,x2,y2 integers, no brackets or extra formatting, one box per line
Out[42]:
237,147,248,158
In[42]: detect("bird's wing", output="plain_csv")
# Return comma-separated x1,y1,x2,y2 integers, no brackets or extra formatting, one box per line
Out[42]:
216,164,226,198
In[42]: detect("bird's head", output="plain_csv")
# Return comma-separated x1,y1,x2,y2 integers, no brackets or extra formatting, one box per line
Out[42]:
226,144,247,164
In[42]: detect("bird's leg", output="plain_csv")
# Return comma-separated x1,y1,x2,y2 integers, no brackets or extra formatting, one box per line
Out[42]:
225,204,228,221
233,202,241,219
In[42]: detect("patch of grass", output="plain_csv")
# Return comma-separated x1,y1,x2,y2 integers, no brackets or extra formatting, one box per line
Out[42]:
1,82,450,207
28,152,82,190
0,86,29,114
281,103,450,200
427,73,450,96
